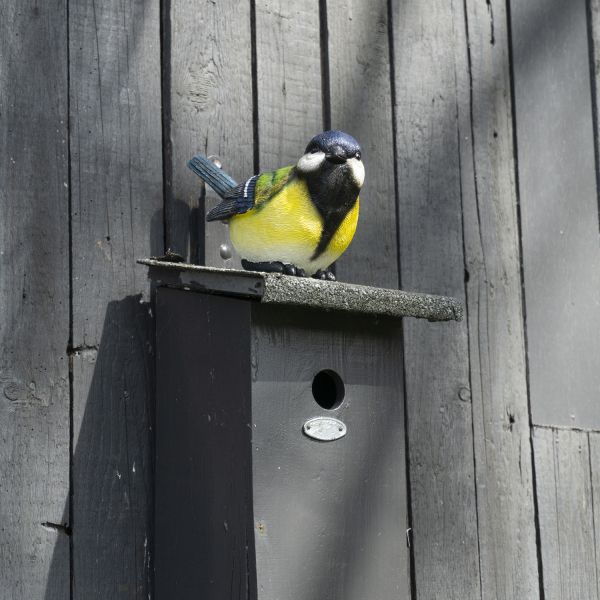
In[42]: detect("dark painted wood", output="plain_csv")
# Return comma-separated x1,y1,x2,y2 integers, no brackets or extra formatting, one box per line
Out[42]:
534,427,599,600
154,286,408,599
155,288,254,600
250,305,408,600
461,1,540,596
327,0,398,288
511,0,600,429
0,0,70,597
391,2,481,597
69,0,163,596
168,0,253,266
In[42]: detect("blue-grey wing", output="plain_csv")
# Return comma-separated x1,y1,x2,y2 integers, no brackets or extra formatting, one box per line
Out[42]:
205,176,258,222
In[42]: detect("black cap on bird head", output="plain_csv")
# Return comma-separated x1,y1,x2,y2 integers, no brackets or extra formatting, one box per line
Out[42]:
305,130,362,162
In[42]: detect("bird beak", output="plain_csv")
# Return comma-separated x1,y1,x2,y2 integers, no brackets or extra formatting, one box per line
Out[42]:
325,145,347,164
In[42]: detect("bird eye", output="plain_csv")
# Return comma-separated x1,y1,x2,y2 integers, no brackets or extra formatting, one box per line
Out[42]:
355,151,361,160
310,147,319,154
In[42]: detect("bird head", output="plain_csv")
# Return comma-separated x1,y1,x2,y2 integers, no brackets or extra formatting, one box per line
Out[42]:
296,130,365,189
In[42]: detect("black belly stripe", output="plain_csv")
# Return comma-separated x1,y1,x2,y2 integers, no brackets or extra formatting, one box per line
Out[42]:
310,200,357,260
305,167,360,262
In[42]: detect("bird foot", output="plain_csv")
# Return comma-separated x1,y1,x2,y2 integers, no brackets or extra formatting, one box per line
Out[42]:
312,269,336,281
241,259,306,277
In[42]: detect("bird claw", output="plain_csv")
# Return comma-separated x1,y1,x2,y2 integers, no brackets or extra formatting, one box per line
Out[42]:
241,259,306,277
312,269,336,281
283,264,306,277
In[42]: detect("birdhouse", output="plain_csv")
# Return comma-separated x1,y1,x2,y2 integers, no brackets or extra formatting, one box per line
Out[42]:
141,259,462,600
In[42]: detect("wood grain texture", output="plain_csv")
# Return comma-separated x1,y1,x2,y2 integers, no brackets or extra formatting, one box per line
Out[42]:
534,427,599,600
391,1,481,596
591,0,600,172
154,289,254,600
251,306,409,600
72,299,155,599
168,0,254,266
589,433,600,599
70,0,164,347
326,0,397,288
0,0,70,597
69,0,162,596
510,0,600,429
255,0,323,171
461,1,539,597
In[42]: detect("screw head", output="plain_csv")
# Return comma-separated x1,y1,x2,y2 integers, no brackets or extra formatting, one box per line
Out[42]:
208,155,222,169
219,244,232,260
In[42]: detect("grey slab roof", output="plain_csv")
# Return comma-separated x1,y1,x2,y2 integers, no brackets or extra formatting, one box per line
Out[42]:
138,259,463,322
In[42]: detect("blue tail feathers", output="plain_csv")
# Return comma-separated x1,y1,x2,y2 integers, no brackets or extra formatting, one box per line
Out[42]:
187,155,238,198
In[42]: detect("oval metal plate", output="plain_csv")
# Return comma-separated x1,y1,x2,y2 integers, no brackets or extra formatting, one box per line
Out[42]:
303,417,347,441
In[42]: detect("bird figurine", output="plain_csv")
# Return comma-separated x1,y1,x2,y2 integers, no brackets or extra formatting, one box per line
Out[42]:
187,130,364,280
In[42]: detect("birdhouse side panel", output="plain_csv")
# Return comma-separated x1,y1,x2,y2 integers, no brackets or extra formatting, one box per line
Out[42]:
155,288,256,600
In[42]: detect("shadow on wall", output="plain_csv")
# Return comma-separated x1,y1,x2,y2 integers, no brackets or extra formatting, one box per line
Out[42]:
42,205,164,599
44,294,156,600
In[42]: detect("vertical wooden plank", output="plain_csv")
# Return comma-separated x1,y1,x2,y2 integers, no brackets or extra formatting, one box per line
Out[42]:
0,0,70,597
391,1,481,597
462,1,539,597
534,427,599,600
591,0,600,176
70,0,164,347
326,0,398,288
168,0,253,266
510,0,600,429
255,0,323,171
71,302,155,599
154,289,253,600
69,0,163,595
588,432,600,597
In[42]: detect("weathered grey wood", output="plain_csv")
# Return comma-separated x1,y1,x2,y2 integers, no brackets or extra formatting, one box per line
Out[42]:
71,299,155,599
461,1,540,597
0,1,70,598
588,433,600,596
326,0,398,288
511,0,600,429
168,0,253,266
591,0,600,165
391,1,481,596
251,305,408,599
69,0,163,595
70,0,163,347
255,0,323,171
534,427,598,600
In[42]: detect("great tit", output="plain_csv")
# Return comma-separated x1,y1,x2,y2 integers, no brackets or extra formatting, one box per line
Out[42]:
188,130,364,279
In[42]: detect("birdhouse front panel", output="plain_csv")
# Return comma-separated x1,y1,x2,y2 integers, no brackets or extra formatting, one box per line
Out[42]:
250,305,409,600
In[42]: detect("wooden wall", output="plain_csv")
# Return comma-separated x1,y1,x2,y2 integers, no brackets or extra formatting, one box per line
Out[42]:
1,0,599,598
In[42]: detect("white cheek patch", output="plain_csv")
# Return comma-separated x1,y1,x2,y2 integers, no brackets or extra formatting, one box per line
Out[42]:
297,151,325,173
347,157,365,187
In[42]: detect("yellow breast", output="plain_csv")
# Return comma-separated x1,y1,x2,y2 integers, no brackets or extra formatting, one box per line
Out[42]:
228,177,359,275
